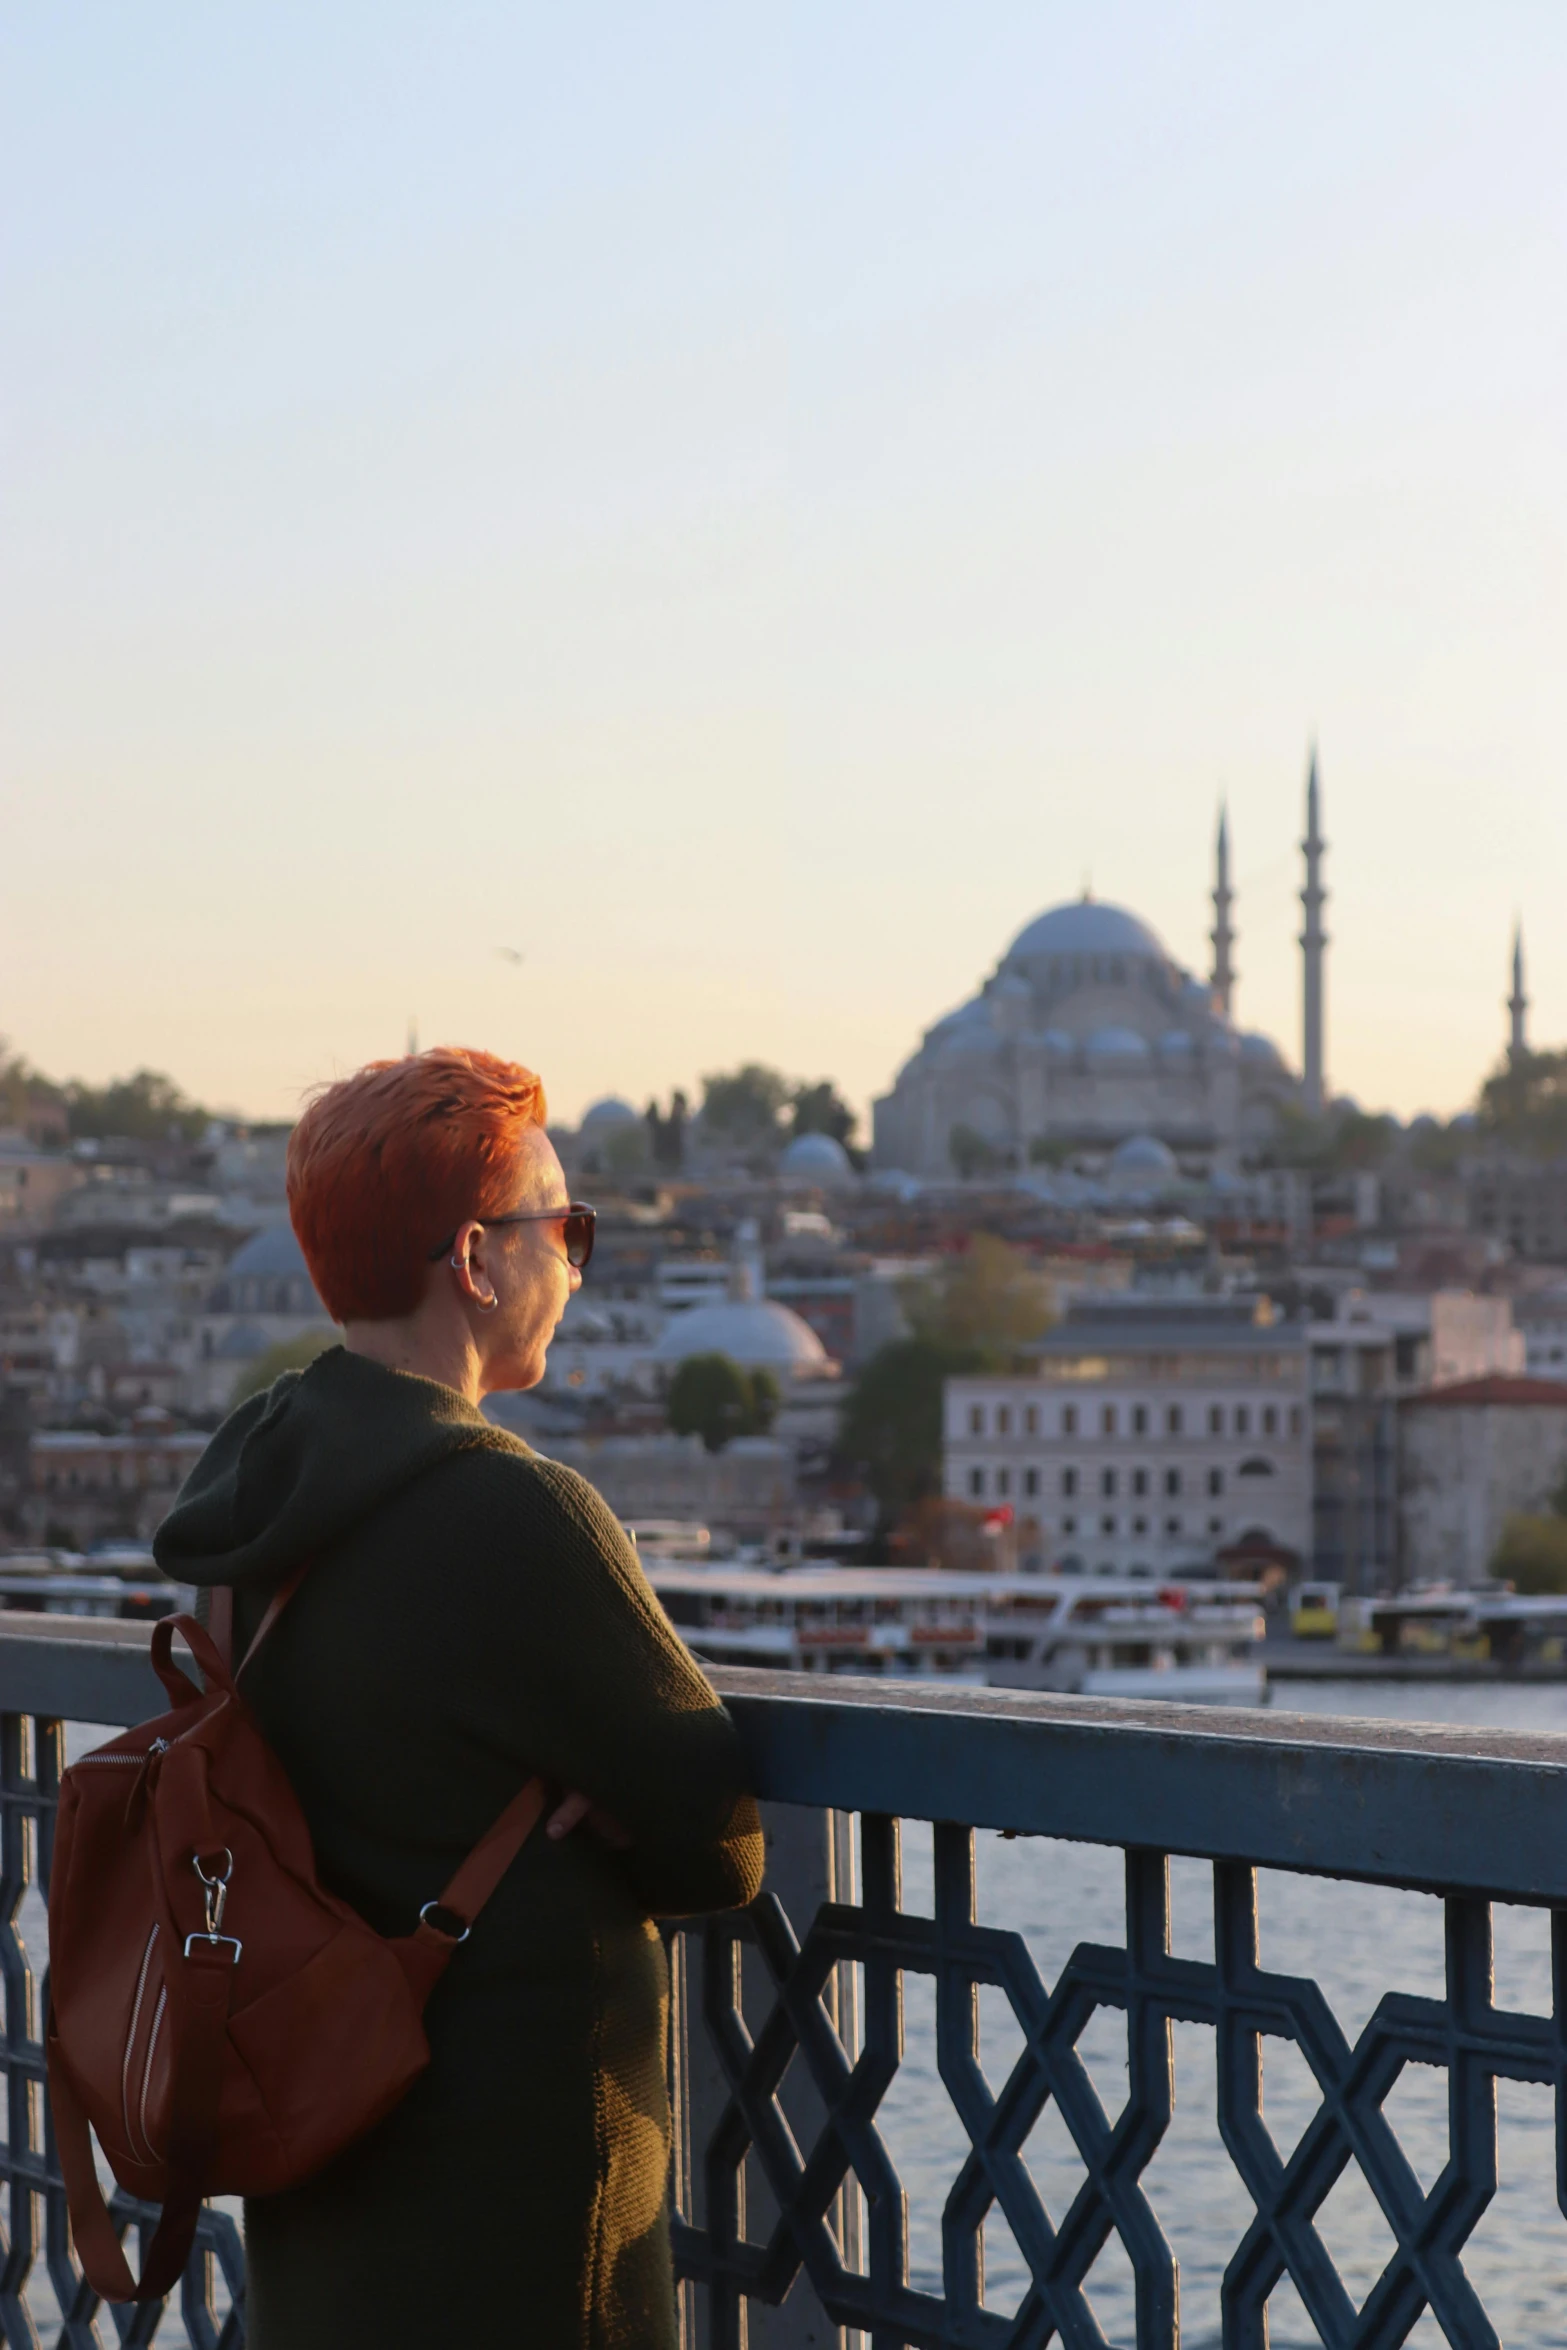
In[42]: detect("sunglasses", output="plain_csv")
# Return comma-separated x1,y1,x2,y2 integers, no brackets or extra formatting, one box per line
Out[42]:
429,1202,597,1272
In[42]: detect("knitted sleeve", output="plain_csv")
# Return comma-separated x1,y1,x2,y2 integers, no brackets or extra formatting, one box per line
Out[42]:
464,1453,765,1919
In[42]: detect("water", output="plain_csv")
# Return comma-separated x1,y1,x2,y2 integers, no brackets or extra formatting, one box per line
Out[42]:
867,1682,1567,2349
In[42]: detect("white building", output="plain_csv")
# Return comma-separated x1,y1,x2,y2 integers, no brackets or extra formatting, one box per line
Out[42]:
1399,1377,1567,1587
944,1298,1310,1576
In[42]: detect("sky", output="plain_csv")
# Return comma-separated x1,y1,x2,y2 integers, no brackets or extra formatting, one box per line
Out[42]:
2,4,1564,1135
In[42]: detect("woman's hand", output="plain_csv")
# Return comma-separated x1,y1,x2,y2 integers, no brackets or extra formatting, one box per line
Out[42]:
545,1789,632,1849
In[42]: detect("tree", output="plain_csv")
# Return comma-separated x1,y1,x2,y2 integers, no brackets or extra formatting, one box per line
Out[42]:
666,1353,778,1453
790,1081,857,1148
66,1069,209,1145
1477,1048,1567,1157
902,1233,1053,1355
1491,1511,1567,1594
948,1123,1007,1179
229,1328,337,1407
837,1337,995,1524
700,1065,791,1151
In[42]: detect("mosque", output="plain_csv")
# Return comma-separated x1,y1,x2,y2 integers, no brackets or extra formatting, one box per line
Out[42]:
872,759,1330,1177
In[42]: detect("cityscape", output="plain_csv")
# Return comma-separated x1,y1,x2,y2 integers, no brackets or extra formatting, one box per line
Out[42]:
7,10,1567,2344
5,748,1567,1680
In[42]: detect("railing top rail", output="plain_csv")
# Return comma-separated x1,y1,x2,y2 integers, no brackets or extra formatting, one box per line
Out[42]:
3,1625,1565,1905
707,1665,1567,1904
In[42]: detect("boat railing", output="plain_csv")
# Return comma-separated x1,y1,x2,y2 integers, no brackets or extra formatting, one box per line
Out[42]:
2,1622,1567,2345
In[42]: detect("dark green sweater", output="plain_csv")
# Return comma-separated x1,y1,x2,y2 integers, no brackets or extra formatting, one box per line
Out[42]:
153,1347,764,2350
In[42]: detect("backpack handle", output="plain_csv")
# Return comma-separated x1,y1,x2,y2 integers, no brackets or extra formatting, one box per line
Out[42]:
150,1617,235,1708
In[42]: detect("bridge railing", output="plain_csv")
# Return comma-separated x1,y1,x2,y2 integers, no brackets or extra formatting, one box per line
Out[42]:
3,1626,1567,2349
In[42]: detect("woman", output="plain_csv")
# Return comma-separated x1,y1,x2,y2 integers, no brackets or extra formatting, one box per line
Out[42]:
154,1048,764,2348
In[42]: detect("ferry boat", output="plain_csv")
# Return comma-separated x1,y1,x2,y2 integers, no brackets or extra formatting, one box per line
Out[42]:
643,1558,1268,1703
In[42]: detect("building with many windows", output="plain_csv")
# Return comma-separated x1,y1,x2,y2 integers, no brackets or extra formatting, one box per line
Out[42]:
943,1298,1310,1576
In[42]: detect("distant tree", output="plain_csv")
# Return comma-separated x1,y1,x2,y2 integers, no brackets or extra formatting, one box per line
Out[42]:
836,1337,996,1525
66,1069,209,1145
700,1065,791,1151
902,1233,1053,1355
790,1081,857,1148
1477,1048,1567,1157
645,1089,689,1171
948,1123,1006,1179
1492,1510,1567,1594
229,1328,337,1408
667,1353,778,1453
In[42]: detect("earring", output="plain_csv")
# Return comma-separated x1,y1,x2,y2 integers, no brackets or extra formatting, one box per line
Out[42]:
476,1292,499,1314
450,1256,464,1272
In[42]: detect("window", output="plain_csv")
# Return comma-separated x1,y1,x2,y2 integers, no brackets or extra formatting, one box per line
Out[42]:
1262,1405,1277,1436
1208,1516,1223,1535
1062,1515,1077,1535
1165,1468,1181,1497
969,1468,985,1498
1025,1404,1038,1436
1133,1516,1148,1535
1237,1457,1275,1479
1236,1405,1250,1436
1101,1515,1116,1536
1133,1405,1148,1435
1167,1405,1183,1436
1024,1467,1039,1497
1062,1467,1078,1497
1208,1468,1224,1496
1164,1515,1181,1536
1101,1468,1117,1498
969,1404,984,1436
1289,1406,1303,1437
1102,1404,1118,1437
1063,1406,1078,1436
997,1405,1012,1436
997,1468,1011,1496
1208,1404,1223,1435
1132,1467,1148,1496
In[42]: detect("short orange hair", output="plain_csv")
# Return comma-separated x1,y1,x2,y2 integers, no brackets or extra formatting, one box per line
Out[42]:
287,1047,548,1323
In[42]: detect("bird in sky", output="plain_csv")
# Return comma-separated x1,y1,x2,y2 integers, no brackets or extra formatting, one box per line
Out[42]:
496,947,526,965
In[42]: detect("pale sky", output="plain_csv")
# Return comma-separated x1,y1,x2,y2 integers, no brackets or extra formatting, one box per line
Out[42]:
2,5,1563,1134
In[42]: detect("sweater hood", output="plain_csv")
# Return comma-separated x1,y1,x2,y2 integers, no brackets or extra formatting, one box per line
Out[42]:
154,1345,521,1590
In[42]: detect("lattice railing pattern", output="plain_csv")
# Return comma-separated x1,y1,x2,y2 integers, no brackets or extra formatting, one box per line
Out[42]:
672,1813,1567,2350
0,1711,245,2349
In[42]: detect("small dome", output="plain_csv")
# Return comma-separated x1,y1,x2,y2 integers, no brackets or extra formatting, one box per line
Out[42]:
579,1096,640,1134
780,1132,855,1184
225,1223,312,1281
934,1003,997,1058
1041,1028,1076,1059
1110,1133,1178,1177
652,1298,829,1376
1006,900,1168,967
1086,1025,1150,1063
1240,1033,1285,1069
1157,1029,1195,1059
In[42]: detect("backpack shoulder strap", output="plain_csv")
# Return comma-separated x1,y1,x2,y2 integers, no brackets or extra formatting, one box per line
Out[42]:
206,1565,310,1679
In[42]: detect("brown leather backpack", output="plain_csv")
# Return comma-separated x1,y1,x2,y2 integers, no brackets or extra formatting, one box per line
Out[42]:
46,1586,545,2302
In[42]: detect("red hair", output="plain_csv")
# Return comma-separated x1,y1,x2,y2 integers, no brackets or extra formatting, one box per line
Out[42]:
286,1047,548,1323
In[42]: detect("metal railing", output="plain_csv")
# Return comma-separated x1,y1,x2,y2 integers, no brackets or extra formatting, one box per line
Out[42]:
3,1626,1567,2347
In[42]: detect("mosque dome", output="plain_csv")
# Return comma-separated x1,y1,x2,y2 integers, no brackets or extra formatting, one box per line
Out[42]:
1006,900,1169,967
933,1002,997,1058
1086,1026,1150,1063
1240,1033,1286,1070
779,1132,856,1184
1110,1133,1178,1178
210,1222,326,1318
1041,1028,1076,1060
1157,1030,1195,1060
579,1096,640,1134
652,1298,828,1377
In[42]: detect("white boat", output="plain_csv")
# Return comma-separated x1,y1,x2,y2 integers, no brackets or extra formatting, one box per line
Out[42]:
644,1557,1268,1702
984,1575,1268,1703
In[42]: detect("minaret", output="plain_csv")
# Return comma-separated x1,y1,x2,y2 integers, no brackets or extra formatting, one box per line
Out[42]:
1210,801,1236,1020
1300,746,1328,1115
1508,922,1528,1065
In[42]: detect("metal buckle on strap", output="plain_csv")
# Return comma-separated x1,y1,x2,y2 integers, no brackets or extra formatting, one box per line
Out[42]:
418,1899,471,1943
183,1932,243,1962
